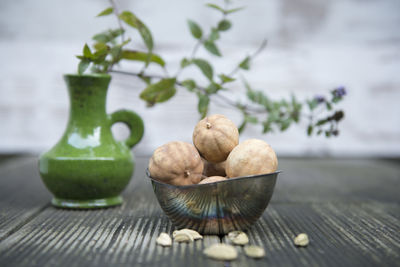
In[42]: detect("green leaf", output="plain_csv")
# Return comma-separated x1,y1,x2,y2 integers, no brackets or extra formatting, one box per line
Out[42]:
119,11,139,27
280,119,291,131
93,42,108,51
187,20,203,39
120,38,132,47
122,50,166,67
262,120,273,133
238,120,247,134
307,125,313,136
239,56,250,70
110,46,122,60
267,111,279,122
137,23,154,51
204,41,221,56
218,74,235,84
107,39,131,63
181,79,196,92
193,58,213,81
291,111,300,123
209,28,220,42
139,75,152,85
78,59,90,75
205,82,221,94
92,33,109,43
316,119,327,126
332,96,342,103
94,61,111,73
239,114,258,133
246,115,258,124
245,81,271,110
83,44,92,58
326,101,332,111
180,58,192,68
92,47,108,63
218,19,232,31
205,3,225,13
96,7,114,17
307,99,318,111
197,93,210,118
140,78,177,104
226,7,245,14
325,130,331,137
92,29,124,43
119,11,153,51
243,78,252,91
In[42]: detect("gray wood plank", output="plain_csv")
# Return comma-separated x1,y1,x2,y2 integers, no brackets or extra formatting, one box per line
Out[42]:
220,203,400,267
0,156,51,241
1,201,398,266
274,158,400,204
0,157,221,267
0,156,399,266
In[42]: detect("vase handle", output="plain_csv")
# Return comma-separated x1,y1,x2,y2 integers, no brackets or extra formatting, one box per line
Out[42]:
109,109,144,148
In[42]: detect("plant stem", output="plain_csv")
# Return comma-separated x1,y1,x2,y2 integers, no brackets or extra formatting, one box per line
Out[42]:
110,70,164,80
176,1,230,78
108,0,125,72
110,69,265,113
227,38,268,77
175,39,202,78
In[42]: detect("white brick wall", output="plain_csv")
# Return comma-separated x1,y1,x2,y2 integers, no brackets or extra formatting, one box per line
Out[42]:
0,0,399,157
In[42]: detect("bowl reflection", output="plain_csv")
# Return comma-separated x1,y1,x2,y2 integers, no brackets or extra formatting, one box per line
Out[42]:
148,170,280,235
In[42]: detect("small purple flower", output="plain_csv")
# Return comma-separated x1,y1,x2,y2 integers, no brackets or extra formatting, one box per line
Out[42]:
333,86,346,98
314,95,325,104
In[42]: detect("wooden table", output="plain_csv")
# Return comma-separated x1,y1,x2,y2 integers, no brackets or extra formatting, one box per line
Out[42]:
0,156,399,267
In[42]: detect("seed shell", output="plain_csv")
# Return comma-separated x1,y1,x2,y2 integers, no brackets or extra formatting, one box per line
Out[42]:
244,245,265,258
203,243,238,261
156,233,172,247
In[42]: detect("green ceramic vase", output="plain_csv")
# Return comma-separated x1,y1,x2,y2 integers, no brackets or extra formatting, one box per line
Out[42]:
39,74,144,209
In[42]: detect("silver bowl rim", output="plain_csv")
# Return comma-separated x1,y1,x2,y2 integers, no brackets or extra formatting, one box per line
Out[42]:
146,169,282,189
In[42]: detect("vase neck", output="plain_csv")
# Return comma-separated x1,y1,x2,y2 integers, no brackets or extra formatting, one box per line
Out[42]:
64,74,111,126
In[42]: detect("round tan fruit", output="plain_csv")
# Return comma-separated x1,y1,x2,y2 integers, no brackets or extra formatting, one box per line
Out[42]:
193,114,239,163
199,176,227,184
202,158,226,177
149,141,204,186
226,139,278,178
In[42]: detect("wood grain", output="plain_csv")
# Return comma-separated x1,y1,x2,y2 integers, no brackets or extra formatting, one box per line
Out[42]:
0,156,399,266
0,157,51,241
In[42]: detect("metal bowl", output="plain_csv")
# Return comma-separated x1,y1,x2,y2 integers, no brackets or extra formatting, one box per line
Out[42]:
147,170,280,235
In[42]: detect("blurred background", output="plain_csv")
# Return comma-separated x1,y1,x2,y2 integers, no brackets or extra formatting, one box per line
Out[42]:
0,0,399,158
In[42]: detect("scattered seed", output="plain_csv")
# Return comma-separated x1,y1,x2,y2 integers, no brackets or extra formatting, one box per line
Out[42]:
174,231,194,243
294,233,309,247
203,243,238,261
244,245,265,258
156,233,172,247
228,231,249,245
173,229,203,240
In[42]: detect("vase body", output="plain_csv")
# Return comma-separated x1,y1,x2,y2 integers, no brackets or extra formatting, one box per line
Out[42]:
39,74,144,208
